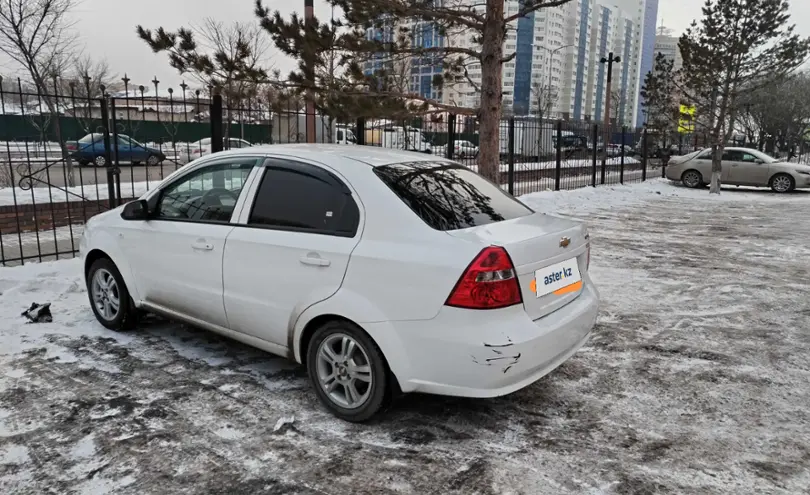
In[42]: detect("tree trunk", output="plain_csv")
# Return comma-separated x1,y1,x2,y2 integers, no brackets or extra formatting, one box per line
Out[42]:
710,142,722,194
477,1,505,182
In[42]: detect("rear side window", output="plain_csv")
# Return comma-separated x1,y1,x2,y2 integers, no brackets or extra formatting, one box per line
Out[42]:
248,163,359,236
373,162,532,231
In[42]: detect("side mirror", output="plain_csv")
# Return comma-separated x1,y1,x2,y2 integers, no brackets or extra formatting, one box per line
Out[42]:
755,159,764,164
121,199,149,221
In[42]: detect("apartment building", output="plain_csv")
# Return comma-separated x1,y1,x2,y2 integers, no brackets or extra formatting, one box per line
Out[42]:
654,27,683,71
365,0,659,127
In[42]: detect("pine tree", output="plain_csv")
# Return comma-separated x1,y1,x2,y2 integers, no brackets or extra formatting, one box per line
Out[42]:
640,53,679,133
256,0,574,182
679,0,810,194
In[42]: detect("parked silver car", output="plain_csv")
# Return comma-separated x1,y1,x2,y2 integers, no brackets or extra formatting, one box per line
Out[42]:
665,147,810,193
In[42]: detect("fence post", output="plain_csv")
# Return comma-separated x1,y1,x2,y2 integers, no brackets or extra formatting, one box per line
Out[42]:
100,96,117,208
642,127,648,182
210,93,224,188
554,120,562,191
620,126,626,184
508,118,515,195
109,97,122,206
600,126,607,185
447,113,456,161
591,124,598,187
210,94,223,153
355,118,365,145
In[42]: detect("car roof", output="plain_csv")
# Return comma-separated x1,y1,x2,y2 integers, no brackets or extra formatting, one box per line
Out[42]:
228,143,443,167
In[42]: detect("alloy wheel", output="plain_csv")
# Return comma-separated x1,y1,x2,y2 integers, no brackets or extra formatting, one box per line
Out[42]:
316,333,373,409
91,268,120,321
772,175,792,193
683,171,701,188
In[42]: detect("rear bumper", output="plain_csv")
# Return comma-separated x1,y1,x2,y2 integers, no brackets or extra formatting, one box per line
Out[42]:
373,278,599,398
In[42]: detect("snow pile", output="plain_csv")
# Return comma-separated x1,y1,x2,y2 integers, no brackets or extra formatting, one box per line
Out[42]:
519,177,810,217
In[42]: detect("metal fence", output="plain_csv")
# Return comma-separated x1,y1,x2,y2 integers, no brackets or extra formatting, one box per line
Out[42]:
0,79,666,266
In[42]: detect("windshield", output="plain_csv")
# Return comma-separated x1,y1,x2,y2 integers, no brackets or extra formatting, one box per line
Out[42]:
756,151,780,163
126,136,145,147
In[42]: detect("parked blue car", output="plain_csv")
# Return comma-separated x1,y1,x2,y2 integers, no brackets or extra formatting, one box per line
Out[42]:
67,133,167,167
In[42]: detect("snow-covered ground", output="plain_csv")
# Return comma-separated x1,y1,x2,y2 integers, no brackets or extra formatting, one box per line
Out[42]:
458,156,641,174
1,180,809,493
0,181,151,206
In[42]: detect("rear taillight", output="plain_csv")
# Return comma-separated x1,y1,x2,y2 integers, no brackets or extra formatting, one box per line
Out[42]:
445,246,522,310
67,144,77,151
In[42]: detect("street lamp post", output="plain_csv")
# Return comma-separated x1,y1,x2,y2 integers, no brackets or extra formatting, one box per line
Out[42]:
600,52,621,162
542,43,575,119
600,52,621,132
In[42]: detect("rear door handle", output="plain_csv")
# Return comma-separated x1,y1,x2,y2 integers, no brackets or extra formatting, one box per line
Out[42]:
300,255,331,267
191,239,214,251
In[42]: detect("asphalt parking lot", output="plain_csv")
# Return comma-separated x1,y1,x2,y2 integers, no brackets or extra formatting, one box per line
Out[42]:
1,181,809,494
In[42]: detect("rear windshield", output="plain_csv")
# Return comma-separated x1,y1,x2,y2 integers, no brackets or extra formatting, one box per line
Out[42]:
373,162,533,231
79,134,100,143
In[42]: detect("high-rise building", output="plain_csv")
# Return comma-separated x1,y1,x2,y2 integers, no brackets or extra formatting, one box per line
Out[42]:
366,0,657,127
654,26,683,71
637,0,660,126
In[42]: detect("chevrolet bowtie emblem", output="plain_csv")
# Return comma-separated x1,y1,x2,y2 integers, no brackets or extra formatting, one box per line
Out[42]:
559,237,571,248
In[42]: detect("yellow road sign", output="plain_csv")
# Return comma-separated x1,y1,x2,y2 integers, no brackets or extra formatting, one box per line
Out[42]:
678,105,696,134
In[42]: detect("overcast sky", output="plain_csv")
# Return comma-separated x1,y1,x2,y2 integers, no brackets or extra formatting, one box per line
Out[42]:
2,0,809,91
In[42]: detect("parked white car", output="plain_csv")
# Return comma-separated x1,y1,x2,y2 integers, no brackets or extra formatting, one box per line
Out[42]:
453,140,479,158
179,137,253,163
432,140,479,158
666,147,810,192
80,145,599,421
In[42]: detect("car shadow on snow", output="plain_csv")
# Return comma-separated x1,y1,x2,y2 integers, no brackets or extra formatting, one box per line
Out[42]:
664,180,810,195
126,313,592,437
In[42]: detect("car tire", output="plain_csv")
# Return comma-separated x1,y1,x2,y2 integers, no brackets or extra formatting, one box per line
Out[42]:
94,155,107,167
770,173,794,193
681,170,703,188
306,320,389,422
146,155,160,166
87,258,137,331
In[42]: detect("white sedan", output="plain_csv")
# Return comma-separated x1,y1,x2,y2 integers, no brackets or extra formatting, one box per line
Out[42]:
179,137,253,163
79,145,599,421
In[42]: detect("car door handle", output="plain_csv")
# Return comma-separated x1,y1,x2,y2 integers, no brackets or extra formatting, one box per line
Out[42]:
191,240,214,251
300,255,331,267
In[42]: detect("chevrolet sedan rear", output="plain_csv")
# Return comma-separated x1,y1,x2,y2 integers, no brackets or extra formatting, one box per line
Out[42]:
80,145,599,422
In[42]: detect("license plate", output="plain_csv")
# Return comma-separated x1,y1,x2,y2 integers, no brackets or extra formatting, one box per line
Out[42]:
534,258,582,298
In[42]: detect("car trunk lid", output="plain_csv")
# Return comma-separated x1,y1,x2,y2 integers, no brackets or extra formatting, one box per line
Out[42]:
446,212,589,321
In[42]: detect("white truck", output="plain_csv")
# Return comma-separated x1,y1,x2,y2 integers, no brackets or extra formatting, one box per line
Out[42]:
499,120,583,159
271,113,337,144
335,125,357,145
364,125,432,154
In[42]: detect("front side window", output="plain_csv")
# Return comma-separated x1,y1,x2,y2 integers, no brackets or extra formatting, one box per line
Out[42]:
156,161,256,222
373,162,533,231
248,162,359,236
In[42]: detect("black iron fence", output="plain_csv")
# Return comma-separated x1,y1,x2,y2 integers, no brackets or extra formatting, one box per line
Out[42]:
1,79,671,266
